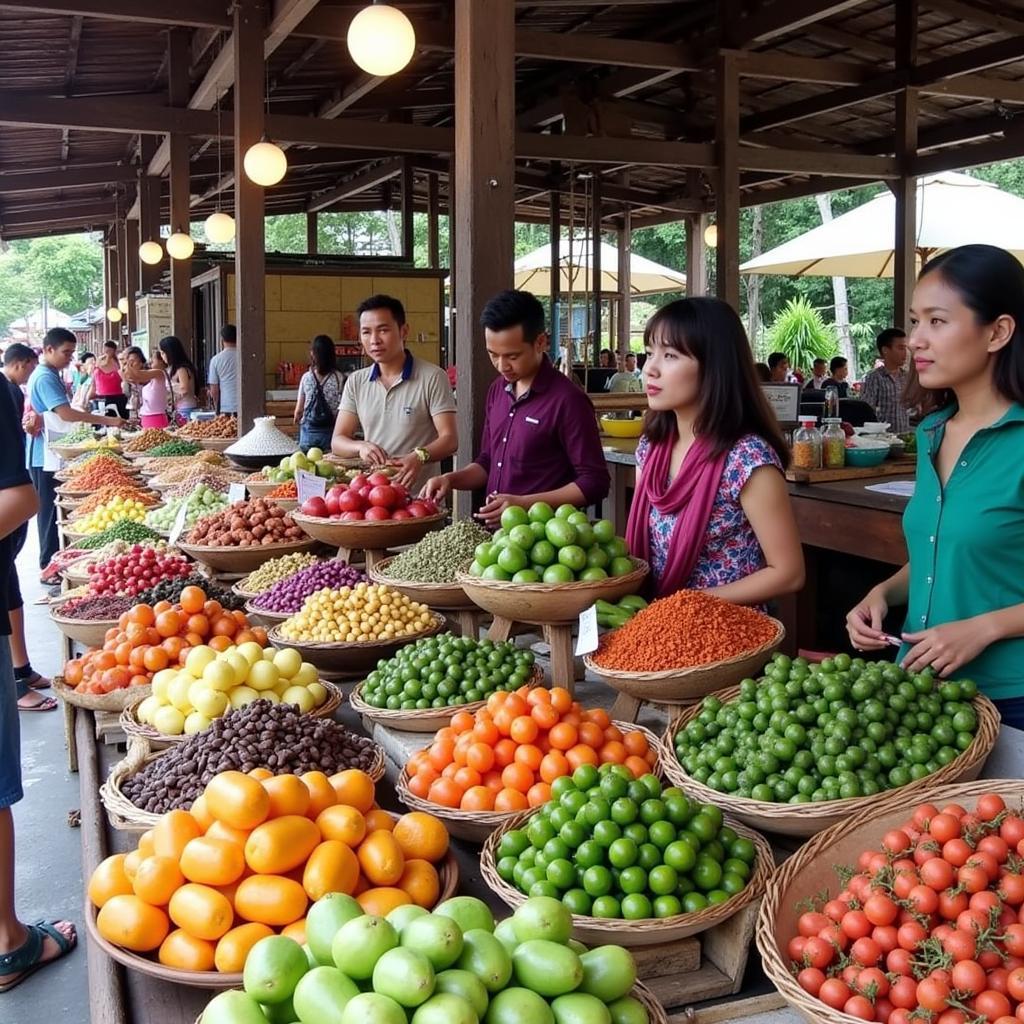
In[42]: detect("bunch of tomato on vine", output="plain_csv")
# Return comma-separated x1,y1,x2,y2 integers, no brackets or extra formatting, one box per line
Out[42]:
786,793,1024,1023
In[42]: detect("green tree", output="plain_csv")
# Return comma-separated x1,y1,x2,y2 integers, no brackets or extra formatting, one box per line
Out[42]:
765,296,838,372
10,234,102,313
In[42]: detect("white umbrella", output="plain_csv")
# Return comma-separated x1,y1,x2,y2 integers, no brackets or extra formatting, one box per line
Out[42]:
514,238,686,296
740,171,1024,277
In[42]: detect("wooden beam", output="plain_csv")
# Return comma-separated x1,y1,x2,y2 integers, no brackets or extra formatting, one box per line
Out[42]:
617,208,631,353
911,128,1024,175
2,199,114,230
401,158,414,261
427,172,440,268
168,28,192,356
306,211,317,254
0,0,231,27
318,73,389,119
592,172,602,353
517,133,714,168
715,52,740,310
926,0,1024,39
731,50,874,85
0,163,137,193
922,74,1024,104
549,176,560,346
893,1,918,328
738,148,898,178
307,158,405,213
453,0,513,519
124,217,139,333
731,0,871,45
137,136,163,292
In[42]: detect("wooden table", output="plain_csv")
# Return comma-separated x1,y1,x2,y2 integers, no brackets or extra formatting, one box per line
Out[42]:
602,438,638,535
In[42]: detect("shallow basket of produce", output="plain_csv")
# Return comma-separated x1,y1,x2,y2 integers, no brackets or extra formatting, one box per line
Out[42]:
267,614,447,676
176,537,317,573
230,582,263,602
240,478,277,498
291,510,447,550
455,560,649,626
48,598,118,647
756,779,1024,1024
62,558,95,586
242,598,290,628
368,555,475,610
583,617,785,705
659,684,999,837
481,805,772,945
349,664,546,734
52,674,150,713
50,443,91,461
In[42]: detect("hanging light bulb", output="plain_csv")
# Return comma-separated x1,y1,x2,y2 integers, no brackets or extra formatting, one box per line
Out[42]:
204,211,236,244
166,230,195,260
139,240,163,265
106,306,123,323
117,297,129,315
347,3,416,77
704,222,718,248
243,140,288,187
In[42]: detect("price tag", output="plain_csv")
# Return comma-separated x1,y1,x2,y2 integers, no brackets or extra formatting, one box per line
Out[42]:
228,482,247,503
296,469,327,504
575,604,600,656
168,502,189,546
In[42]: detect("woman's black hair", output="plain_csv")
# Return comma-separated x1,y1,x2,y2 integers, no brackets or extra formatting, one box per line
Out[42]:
124,346,146,364
907,244,1024,414
643,297,789,465
158,335,196,380
103,339,118,352
310,334,338,375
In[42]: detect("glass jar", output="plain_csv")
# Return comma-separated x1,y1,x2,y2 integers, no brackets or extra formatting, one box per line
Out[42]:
822,417,846,469
792,416,822,471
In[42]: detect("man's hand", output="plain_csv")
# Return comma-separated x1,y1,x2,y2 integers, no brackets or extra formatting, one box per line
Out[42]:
357,441,388,466
420,474,452,503
389,453,421,489
475,492,523,528
22,410,41,437
901,616,997,677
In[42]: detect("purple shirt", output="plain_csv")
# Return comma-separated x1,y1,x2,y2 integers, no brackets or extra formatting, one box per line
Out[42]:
476,356,610,505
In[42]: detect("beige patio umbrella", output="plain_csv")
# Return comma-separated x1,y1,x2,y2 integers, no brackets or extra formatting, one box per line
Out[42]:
740,171,1024,277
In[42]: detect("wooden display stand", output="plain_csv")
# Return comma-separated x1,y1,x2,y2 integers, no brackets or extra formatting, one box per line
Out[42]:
486,615,579,691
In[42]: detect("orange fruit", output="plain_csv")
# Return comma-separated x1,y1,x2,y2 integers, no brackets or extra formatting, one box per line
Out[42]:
204,771,271,831
152,809,204,860
566,744,599,770
97,895,170,952
168,883,234,941
392,812,450,863
301,771,338,817
261,774,312,819
494,788,529,812
190,795,214,832
357,830,405,886
427,778,463,809
316,805,367,847
450,711,475,734
625,755,651,779
208,635,232,653
247,767,273,781
527,782,552,807
244,815,321,875
465,743,495,774
514,744,543,772
364,809,396,833
539,751,570,784
233,875,308,927
155,610,182,638
180,836,246,887
623,730,650,756
122,849,142,881
548,722,578,751
214,922,274,973
328,769,375,814
509,716,539,745
88,854,134,909
501,762,534,793
397,859,440,909
158,929,216,971
492,739,518,768
356,887,411,917
179,586,207,615
205,820,251,847
460,786,495,811
132,855,186,906
281,918,306,945
599,741,627,764
302,840,360,900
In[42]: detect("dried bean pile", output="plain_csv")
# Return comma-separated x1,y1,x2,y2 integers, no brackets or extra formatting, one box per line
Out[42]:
251,559,366,613
125,428,175,453
239,552,320,592
176,414,237,439
121,700,379,813
384,520,491,583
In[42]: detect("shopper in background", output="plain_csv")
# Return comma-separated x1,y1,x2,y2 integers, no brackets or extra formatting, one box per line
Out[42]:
91,340,127,419
810,358,829,390
70,353,94,410
822,356,850,397
767,352,790,383
294,334,346,454
860,327,912,432
158,336,197,421
122,347,169,430
208,324,239,415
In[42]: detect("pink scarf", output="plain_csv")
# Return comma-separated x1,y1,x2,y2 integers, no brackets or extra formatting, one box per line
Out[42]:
626,430,727,596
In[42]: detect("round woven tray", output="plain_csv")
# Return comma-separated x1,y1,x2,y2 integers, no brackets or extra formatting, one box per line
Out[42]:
455,560,649,626
395,720,663,842
242,597,290,628
230,581,263,601
757,778,1024,1024
368,556,475,610
176,537,318,573
48,599,117,648
290,510,447,551
61,559,94,586
482,807,772,945
52,674,151,713
267,613,447,676
118,679,345,748
659,686,1000,837
50,443,92,461
583,617,785,703
349,664,546,734
240,478,278,497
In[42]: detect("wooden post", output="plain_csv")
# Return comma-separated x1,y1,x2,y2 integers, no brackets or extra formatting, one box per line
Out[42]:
108,230,121,324
114,212,128,332
103,239,114,318
591,173,602,357
453,0,515,519
715,53,740,310
549,180,560,360
893,1,918,326
137,137,163,294
427,172,440,269
168,28,193,355
686,170,707,297
124,218,139,335
617,210,631,357
234,0,267,433
401,158,415,261
306,211,318,254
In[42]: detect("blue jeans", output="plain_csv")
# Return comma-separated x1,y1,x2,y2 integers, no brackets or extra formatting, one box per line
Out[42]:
299,425,333,453
994,695,1024,732
0,639,21,807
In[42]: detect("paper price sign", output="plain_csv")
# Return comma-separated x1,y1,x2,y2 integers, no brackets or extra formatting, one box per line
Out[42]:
168,502,189,546
575,604,600,656
296,469,327,504
228,482,247,503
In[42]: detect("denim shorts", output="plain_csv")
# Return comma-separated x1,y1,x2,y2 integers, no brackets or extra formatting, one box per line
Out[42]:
0,638,22,808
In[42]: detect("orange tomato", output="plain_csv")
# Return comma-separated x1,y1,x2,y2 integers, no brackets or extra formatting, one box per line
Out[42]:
453,766,481,791
460,786,495,811
492,738,518,769
465,742,495,774
428,739,455,771
566,744,599,770
472,717,499,746
155,610,182,638
451,711,475,734
603,725,624,744
623,731,650,756
482,770,504,793
578,722,605,749
527,782,552,807
583,707,611,729
510,716,539,745
548,687,573,714
407,773,432,799
427,778,463,809
179,586,207,615
531,702,559,731
186,614,210,637
501,762,534,793
600,741,628,764
234,629,257,646
526,688,551,707
625,755,651,779
514,744,543,772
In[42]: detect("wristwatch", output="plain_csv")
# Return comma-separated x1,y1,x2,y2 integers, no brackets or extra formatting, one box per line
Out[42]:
414,446,431,464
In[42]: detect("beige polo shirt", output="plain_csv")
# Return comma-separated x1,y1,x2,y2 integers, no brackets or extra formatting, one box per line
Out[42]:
340,351,456,489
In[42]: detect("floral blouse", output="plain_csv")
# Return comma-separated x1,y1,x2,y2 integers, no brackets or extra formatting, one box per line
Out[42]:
635,433,783,591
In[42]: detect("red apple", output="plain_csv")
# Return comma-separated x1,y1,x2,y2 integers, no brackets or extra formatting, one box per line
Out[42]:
418,497,439,515
406,501,431,518
300,496,328,518
356,486,373,502
341,510,364,521
368,484,399,510
391,508,412,520
364,505,391,521
348,474,369,491
367,471,392,488
325,490,342,516
338,489,366,513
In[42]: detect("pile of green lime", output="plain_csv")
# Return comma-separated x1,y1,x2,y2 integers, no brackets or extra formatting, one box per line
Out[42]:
468,503,635,584
494,763,755,921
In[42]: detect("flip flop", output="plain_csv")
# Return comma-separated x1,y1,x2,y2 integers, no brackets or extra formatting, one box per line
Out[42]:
0,920,77,994
17,695,57,713
25,672,51,691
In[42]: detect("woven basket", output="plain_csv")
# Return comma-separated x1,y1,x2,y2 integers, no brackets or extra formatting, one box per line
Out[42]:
101,740,387,832
757,778,1024,1024
482,807,772,946
62,559,94,586
583,617,785,704
267,613,447,676
395,720,663,842
52,674,151,712
368,556,475,610
118,680,346,748
349,664,546,734
659,686,1000,837
231,582,263,601
176,537,318,573
241,478,278,497
48,603,117,648
455,560,649,626
242,598,290,628
291,510,447,550
50,443,91,461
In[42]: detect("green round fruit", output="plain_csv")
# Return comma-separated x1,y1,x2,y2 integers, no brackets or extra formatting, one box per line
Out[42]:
528,502,555,523
486,988,555,1024
557,545,587,572
551,992,613,1024
340,993,408,1024
512,939,583,997
435,968,491,1018
509,525,536,549
332,916,398,980
401,914,465,970
493,917,518,954
497,545,528,574
579,946,637,1002
387,904,430,934
555,504,578,520
542,563,574,584
306,894,364,966
607,996,650,1024
200,991,268,1024
501,506,531,531
609,557,635,577
411,992,479,1024
545,519,578,548
292,966,360,1024
511,895,573,944
243,935,308,1005
434,896,495,935
372,948,436,1008
456,929,513,993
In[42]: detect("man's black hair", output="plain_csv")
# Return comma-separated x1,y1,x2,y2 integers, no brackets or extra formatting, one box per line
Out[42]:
876,327,907,356
767,351,788,370
3,343,36,366
829,356,848,374
480,290,546,343
357,294,407,327
221,324,237,344
43,327,76,349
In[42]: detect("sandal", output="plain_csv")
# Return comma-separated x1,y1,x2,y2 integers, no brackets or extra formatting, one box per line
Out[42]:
25,672,51,691
0,920,77,994
17,694,57,713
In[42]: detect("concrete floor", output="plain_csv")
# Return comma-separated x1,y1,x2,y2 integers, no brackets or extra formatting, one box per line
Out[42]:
5,528,89,1024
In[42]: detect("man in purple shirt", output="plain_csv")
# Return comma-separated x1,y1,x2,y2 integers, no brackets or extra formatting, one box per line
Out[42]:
422,290,609,526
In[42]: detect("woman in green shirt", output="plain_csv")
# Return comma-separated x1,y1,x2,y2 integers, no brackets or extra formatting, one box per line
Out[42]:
847,244,1024,728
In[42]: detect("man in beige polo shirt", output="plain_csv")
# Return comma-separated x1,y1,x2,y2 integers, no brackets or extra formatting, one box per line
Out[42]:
332,294,457,490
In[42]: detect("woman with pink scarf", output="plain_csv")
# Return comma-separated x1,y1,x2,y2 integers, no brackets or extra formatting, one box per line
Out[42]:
626,298,805,605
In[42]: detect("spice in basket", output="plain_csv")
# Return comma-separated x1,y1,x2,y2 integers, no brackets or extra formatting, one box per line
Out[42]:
143,439,202,458
71,520,163,550
150,462,246,489
61,460,139,492
175,413,237,439
65,448,131,469
385,519,491,583
265,479,298,499
279,582,433,643
239,552,320,593
125,427,175,452
53,594,136,620
251,559,366,614
72,484,160,515
591,590,778,672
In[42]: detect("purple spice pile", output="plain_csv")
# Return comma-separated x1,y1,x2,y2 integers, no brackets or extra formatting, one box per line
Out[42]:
251,559,367,613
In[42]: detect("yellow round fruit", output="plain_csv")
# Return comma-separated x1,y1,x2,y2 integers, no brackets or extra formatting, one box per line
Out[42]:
282,686,315,713
153,705,186,736
307,682,327,707
151,669,177,700
168,674,194,713
247,660,279,692
185,646,217,678
237,642,265,666
136,695,160,724
192,686,228,719
229,685,260,709
294,662,319,687
272,648,302,679
202,660,236,693
226,653,250,686
184,711,212,735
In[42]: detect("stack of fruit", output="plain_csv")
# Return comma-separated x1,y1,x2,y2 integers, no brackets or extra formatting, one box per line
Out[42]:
257,448,338,485
201,894,651,1024
84,546,192,598
71,483,161,514
69,494,150,534
146,485,231,532
278,583,435,644
89,769,454,970
467,505,633,584
299,472,439,522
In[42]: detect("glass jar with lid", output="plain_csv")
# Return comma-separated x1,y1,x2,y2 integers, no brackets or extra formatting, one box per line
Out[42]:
792,416,822,471
822,417,846,469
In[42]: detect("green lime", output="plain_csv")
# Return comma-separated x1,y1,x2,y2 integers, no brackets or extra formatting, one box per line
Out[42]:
723,858,751,880
599,774,629,801
592,820,622,848
609,557,634,577
581,798,610,827
545,518,578,548
572,765,600,791
557,545,587,573
498,830,529,858
562,888,592,915
543,837,570,862
610,798,639,826
664,841,696,873
474,542,498,567
592,519,615,543
637,843,662,871
608,838,638,869
496,856,517,882
512,569,541,583
500,506,530,530
530,880,559,899
527,819,556,848
579,567,608,582
647,820,676,850
653,895,682,919
497,544,528,574
508,524,536,549
527,501,555,523
550,776,577,800
574,840,604,869
622,823,648,845
546,859,576,890
621,894,653,920
582,865,613,897
729,838,756,864
720,872,747,896
682,892,709,913
707,890,731,905
482,564,512,581
559,821,587,850
555,504,577,520
693,856,723,892
590,895,622,919
543,564,574,584
618,866,648,895
648,865,678,896
529,540,557,566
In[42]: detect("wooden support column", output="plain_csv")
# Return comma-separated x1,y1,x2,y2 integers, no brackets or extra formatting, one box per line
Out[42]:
591,173,602,356
617,209,631,357
453,0,515,519
234,0,267,433
401,158,415,261
686,170,707,297
137,137,163,294
426,172,440,268
103,239,114,317
893,1,919,326
109,226,122,335
124,218,139,334
168,28,193,355
549,179,560,359
306,211,318,254
715,53,740,309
